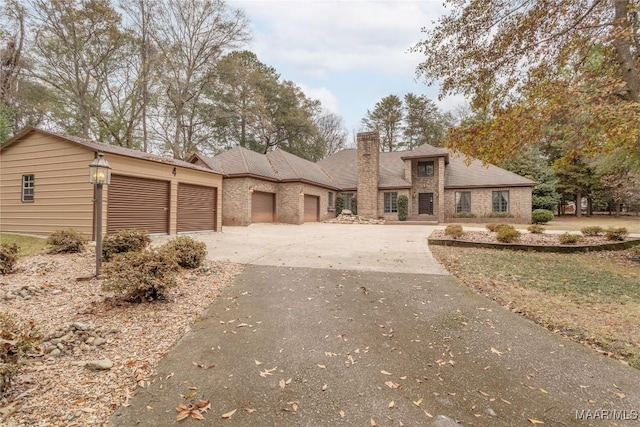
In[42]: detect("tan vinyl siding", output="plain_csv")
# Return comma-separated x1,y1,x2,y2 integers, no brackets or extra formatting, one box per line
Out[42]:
0,133,94,235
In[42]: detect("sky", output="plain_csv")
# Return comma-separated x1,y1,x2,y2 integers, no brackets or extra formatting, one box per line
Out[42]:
227,0,466,142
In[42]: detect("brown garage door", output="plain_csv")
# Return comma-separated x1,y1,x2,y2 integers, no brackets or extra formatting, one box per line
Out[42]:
251,191,275,223
107,174,169,234
303,195,319,222
178,183,217,232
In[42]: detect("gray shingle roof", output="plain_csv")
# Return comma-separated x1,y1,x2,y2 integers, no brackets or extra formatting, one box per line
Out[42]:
266,149,337,188
2,127,221,175
205,146,278,180
444,153,535,188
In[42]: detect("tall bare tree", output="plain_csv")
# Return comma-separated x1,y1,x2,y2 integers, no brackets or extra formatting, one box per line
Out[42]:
150,0,249,159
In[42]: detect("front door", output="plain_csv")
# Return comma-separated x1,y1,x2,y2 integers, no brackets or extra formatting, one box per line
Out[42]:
418,193,434,215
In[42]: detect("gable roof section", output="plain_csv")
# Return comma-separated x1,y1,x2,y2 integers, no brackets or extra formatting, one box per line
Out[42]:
1,127,222,175
444,154,536,188
266,149,338,189
400,144,449,161
202,146,278,180
317,149,358,190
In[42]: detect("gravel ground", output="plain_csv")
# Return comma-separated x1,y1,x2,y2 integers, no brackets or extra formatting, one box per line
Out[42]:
0,250,241,427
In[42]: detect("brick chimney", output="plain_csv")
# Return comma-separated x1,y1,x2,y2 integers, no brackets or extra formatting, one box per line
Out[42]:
356,132,380,218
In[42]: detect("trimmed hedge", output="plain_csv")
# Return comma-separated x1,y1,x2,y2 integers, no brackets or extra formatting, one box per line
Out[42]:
531,209,554,224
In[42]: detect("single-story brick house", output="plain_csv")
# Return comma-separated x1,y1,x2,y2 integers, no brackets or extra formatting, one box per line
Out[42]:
0,127,223,237
192,132,535,225
190,147,340,225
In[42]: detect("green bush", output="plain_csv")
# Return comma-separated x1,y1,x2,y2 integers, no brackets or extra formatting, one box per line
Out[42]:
486,223,513,232
605,227,628,241
558,233,583,245
351,196,357,215
581,226,604,236
335,194,344,215
453,212,476,218
531,209,554,224
102,249,179,301
0,313,40,392
527,224,545,234
102,229,151,261
487,212,514,218
0,243,19,275
444,224,464,239
496,227,521,243
397,195,409,221
46,229,87,253
161,236,207,269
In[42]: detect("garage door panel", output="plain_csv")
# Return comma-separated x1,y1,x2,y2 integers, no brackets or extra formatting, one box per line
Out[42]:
303,195,319,222
252,192,275,223
107,174,169,234
178,184,217,232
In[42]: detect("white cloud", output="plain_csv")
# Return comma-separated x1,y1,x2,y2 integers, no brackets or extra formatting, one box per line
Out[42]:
297,83,340,113
230,0,444,78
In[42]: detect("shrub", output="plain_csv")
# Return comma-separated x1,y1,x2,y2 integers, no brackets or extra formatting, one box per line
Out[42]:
102,229,151,261
486,223,513,232
487,212,514,218
531,209,554,224
46,229,87,253
397,195,409,221
0,313,40,392
161,236,207,269
335,194,344,215
0,243,19,275
527,224,545,234
496,227,521,243
351,196,357,215
102,249,179,301
558,233,583,245
581,226,604,236
605,227,628,241
444,224,464,239
453,212,476,218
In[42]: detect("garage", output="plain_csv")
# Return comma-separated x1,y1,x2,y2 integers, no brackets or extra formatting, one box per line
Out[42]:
107,174,170,234
251,191,275,223
303,195,319,222
177,183,217,232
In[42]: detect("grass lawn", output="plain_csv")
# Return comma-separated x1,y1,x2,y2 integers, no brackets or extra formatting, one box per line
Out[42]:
430,244,640,369
0,233,48,256
543,215,640,233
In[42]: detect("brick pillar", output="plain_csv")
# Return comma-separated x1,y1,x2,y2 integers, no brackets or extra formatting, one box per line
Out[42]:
357,132,379,218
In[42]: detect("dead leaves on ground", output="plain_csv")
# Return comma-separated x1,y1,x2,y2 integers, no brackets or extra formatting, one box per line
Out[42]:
176,400,211,421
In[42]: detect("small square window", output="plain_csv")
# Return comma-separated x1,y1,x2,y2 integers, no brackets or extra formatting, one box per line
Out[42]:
22,175,34,202
417,161,434,177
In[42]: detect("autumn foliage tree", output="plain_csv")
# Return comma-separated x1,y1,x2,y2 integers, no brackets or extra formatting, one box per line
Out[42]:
413,0,640,166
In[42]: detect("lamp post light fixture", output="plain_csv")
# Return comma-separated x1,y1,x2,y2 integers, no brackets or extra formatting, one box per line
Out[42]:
89,152,111,277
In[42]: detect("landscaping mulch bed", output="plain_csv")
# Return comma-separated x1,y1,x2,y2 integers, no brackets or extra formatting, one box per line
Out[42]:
430,229,621,245
0,251,241,427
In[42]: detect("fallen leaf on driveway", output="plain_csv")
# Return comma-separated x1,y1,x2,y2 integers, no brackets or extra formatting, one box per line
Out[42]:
245,408,256,414
413,398,423,407
528,419,544,424
380,370,392,375
317,364,326,369
491,347,503,357
221,409,237,419
255,360,262,365
339,410,345,418
192,361,215,369
388,400,395,409
322,384,328,391
370,417,377,426
279,379,286,389
385,381,400,389
259,367,277,377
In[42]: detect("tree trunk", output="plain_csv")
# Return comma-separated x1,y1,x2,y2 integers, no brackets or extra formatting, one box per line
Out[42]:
614,0,640,102
575,189,582,217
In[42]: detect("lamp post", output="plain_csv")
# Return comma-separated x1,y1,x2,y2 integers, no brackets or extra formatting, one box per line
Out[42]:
89,152,111,277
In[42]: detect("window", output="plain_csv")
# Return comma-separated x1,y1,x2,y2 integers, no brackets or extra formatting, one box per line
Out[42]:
455,191,471,213
417,161,434,177
492,190,509,212
22,175,34,202
384,192,398,213
328,192,334,210
343,192,354,211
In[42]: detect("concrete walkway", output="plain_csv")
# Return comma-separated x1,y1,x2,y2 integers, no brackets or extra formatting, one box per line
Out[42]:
112,224,640,426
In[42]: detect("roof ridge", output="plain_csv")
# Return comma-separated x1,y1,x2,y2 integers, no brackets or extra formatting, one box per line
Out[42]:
274,149,304,180
237,146,251,174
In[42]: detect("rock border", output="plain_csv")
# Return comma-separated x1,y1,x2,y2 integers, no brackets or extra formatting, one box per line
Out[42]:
427,237,640,253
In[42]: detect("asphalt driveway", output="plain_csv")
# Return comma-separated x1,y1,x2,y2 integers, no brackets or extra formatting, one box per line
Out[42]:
112,224,640,426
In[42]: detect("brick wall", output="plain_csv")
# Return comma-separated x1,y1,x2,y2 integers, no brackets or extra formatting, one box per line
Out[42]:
222,177,279,225
377,189,410,220
356,132,379,218
408,157,443,220
444,186,533,223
